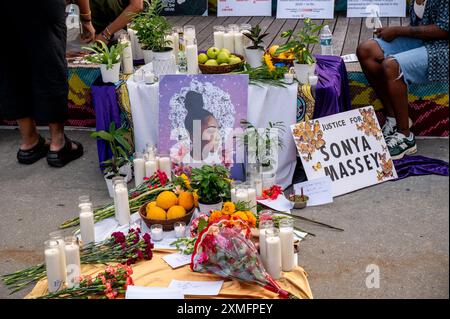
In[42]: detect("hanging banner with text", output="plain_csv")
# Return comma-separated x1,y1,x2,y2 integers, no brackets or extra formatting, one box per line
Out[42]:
217,0,272,17
291,106,397,197
161,0,208,16
276,0,334,19
347,0,406,17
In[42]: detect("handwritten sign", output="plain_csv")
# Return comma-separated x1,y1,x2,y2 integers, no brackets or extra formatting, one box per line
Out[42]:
294,177,333,206
347,0,406,18
162,252,192,269
291,106,397,197
217,0,272,17
169,280,224,296
125,286,184,299
276,0,334,19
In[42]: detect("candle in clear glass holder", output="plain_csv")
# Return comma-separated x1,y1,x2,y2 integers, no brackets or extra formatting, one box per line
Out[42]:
240,23,252,48
171,27,180,63
185,37,198,74
145,144,157,160
259,219,274,267
230,180,242,203
112,176,125,221
114,179,131,225
48,231,67,284
151,224,164,241
145,159,158,178
265,227,282,280
279,219,295,272
247,187,257,214
235,183,249,203
133,68,144,82
234,27,245,56
78,195,91,209
223,27,235,53
213,25,225,49
174,221,186,238
133,152,146,187
183,25,196,43
262,171,277,190
308,74,319,86
44,239,65,292
144,70,155,84
79,202,95,245
64,236,81,288
158,154,172,181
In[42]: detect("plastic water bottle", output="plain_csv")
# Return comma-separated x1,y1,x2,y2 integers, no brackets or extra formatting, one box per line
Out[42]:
320,25,333,56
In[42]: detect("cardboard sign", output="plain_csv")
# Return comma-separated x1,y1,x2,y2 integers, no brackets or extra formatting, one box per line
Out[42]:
217,0,272,17
347,0,406,18
276,0,334,19
291,106,397,197
161,0,208,16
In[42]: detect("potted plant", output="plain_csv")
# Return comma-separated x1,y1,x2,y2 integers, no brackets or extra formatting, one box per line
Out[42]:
83,40,127,83
190,165,231,214
243,24,269,68
91,123,133,197
275,19,324,84
130,0,173,66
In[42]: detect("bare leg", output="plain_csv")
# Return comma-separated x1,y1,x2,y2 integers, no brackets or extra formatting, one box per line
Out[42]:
357,40,395,118
381,58,410,136
17,118,40,150
48,123,78,152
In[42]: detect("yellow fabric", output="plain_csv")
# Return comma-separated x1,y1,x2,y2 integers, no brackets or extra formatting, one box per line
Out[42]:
25,250,313,299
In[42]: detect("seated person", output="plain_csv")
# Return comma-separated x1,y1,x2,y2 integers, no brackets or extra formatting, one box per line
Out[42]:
74,0,144,43
357,0,449,160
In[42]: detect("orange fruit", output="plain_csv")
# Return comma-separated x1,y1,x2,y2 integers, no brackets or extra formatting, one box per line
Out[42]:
156,191,178,210
145,201,157,214
146,206,166,220
167,205,186,220
178,191,194,211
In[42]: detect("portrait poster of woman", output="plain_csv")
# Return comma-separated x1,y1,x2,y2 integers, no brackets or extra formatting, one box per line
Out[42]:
158,74,248,175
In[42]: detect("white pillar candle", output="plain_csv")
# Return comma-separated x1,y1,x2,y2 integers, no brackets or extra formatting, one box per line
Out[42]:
158,157,172,181
79,206,95,245
223,32,235,53
145,160,158,178
172,32,180,63
265,228,282,280
114,183,131,226
214,31,224,49
45,240,65,293
133,156,146,187
235,189,248,203
230,188,237,202
186,43,198,74
254,178,263,197
49,232,67,284
64,238,81,289
121,39,134,75
294,252,298,267
144,71,155,84
279,220,295,272
234,32,245,56
247,187,257,214
258,220,273,267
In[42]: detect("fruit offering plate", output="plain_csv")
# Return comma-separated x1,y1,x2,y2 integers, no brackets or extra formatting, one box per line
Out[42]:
199,53,245,74
139,203,195,231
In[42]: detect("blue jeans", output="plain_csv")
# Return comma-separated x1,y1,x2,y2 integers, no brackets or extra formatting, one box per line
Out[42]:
373,37,429,86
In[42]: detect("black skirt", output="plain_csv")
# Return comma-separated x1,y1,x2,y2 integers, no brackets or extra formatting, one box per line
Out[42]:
0,0,68,123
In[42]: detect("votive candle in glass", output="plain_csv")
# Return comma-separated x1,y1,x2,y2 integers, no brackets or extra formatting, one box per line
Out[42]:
265,227,282,280
64,236,81,288
151,224,164,241
174,221,186,238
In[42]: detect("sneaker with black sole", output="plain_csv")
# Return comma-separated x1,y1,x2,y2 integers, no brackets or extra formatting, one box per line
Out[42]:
387,132,417,160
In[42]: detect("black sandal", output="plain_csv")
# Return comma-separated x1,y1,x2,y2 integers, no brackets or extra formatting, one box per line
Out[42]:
17,135,49,165
47,135,84,168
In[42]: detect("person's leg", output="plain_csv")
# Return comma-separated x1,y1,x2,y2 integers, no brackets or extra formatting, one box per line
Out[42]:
48,123,79,152
17,118,40,150
356,40,395,118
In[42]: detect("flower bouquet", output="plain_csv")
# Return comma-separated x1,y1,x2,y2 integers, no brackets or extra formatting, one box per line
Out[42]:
1,228,153,294
37,264,134,299
191,219,293,299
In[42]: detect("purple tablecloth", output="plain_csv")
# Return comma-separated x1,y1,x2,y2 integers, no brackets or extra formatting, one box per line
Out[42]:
91,77,122,169
394,155,449,180
314,55,352,118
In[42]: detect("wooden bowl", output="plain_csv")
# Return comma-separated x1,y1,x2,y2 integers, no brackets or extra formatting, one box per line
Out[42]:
198,53,245,74
139,203,195,231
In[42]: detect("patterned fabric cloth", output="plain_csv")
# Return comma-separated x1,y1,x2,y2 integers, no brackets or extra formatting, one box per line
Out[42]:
409,0,449,82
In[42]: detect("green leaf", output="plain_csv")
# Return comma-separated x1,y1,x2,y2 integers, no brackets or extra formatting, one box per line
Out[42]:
197,218,208,233
91,131,114,142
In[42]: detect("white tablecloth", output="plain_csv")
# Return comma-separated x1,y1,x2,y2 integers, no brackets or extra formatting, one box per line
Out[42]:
126,72,298,188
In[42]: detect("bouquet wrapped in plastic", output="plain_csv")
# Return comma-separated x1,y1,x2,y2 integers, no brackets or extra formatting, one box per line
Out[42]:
190,219,291,298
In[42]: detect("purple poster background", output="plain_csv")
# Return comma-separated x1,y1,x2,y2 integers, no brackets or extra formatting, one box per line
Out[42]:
158,74,248,157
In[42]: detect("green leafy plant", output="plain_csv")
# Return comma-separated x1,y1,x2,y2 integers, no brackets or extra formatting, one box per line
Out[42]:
130,0,172,52
190,165,231,205
243,24,269,50
237,63,289,87
83,40,128,69
239,121,286,168
91,123,132,175
275,19,324,65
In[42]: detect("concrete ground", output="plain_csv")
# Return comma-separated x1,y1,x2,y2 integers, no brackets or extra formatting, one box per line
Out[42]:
0,128,448,299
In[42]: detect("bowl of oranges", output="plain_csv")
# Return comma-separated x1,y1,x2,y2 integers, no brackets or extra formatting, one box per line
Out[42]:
139,190,196,231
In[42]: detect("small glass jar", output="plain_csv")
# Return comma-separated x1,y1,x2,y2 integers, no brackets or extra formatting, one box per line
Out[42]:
64,236,81,288
44,239,65,292
235,182,249,203
230,180,242,203
183,25,196,42
151,224,164,241
262,171,277,190
78,195,91,209
228,24,239,33
48,231,67,283
174,221,186,238
265,227,282,279
279,219,295,272
258,219,274,266
213,25,225,49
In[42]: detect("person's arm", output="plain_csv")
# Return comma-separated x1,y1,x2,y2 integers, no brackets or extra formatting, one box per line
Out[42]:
96,0,144,43
74,0,96,42
375,25,449,42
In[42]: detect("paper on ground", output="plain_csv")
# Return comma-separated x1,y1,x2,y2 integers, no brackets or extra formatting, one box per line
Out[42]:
341,53,358,63
125,286,184,299
168,280,223,296
258,195,294,212
294,177,333,207
162,252,192,269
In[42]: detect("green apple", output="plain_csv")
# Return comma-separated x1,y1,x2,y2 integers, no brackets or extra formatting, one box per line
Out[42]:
216,51,230,65
230,55,237,58
220,48,231,56
198,53,208,64
207,47,220,59
205,59,219,66
229,56,242,64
